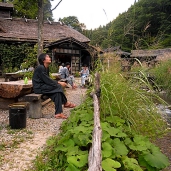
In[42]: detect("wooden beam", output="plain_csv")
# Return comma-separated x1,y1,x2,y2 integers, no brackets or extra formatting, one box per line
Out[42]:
88,72,102,171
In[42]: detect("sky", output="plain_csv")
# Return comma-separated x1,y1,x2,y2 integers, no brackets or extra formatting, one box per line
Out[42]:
51,0,136,30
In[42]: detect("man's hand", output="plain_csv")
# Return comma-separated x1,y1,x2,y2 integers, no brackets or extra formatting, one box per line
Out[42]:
58,81,67,88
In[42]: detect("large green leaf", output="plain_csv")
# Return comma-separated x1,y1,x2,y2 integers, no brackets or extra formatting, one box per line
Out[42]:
66,164,80,171
63,139,75,147
116,131,127,138
79,110,93,121
55,144,68,152
72,125,92,134
122,156,143,171
128,135,151,151
102,158,121,171
77,133,91,146
102,125,120,136
112,138,128,156
138,155,157,171
142,145,169,169
124,137,133,146
102,142,113,158
106,116,125,126
66,146,79,155
101,122,110,129
67,153,88,168
54,139,75,152
102,130,110,142
101,122,126,138
133,135,151,147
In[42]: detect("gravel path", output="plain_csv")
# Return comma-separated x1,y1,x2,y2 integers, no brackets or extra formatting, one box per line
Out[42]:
0,82,87,171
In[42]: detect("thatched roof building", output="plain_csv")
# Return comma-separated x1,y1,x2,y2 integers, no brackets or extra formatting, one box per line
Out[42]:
131,48,171,61
0,2,90,44
0,2,104,74
0,18,90,44
103,46,131,58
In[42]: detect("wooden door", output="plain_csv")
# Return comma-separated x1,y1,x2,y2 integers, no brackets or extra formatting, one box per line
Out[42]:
71,56,80,74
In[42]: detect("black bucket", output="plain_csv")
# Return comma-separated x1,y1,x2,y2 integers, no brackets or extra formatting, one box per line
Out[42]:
9,103,27,129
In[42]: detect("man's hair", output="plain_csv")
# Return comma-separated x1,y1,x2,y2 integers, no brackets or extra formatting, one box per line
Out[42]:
38,53,47,65
83,64,87,67
65,62,70,66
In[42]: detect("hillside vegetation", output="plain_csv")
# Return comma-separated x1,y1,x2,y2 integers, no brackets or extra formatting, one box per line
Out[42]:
84,0,171,51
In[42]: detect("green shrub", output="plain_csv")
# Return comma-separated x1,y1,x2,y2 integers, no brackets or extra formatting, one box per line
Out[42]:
49,63,58,73
151,60,171,93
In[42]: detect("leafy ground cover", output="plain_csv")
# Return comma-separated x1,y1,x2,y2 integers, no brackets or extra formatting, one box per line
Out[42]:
30,97,169,170
29,57,170,170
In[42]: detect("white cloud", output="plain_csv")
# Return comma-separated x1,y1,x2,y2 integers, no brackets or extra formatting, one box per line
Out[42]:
51,0,136,29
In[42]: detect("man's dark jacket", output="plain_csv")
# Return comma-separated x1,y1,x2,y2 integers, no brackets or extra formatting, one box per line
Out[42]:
32,65,63,94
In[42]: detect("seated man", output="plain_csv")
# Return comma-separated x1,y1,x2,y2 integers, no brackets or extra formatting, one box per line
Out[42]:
32,53,76,119
60,62,77,89
80,64,90,88
58,63,64,74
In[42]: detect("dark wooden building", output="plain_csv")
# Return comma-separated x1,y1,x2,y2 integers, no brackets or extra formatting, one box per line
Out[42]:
45,37,92,74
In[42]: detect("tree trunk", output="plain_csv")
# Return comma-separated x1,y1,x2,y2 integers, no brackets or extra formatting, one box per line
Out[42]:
37,0,44,61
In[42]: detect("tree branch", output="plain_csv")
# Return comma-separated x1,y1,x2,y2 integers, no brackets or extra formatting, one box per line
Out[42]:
50,0,62,12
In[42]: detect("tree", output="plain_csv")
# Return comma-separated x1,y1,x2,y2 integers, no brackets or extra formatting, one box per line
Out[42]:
37,0,44,59
87,0,171,51
1,0,62,60
37,0,62,59
60,16,86,33
0,0,53,20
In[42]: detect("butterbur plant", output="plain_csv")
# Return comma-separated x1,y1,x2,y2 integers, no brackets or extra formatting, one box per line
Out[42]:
31,98,169,171
101,118,169,170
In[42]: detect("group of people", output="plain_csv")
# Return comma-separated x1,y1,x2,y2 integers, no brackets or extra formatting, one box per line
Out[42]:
32,53,90,120
59,62,77,89
58,62,90,89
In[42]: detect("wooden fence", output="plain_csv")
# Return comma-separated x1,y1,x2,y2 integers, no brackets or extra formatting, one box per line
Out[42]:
88,73,102,171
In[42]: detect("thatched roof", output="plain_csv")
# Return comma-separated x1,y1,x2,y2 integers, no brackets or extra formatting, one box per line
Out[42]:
45,37,89,49
89,45,104,54
116,50,131,57
103,46,121,53
0,2,13,9
130,49,171,58
0,18,90,44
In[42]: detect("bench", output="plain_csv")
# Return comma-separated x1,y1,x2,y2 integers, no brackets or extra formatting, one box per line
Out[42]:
24,93,51,119
3,73,24,82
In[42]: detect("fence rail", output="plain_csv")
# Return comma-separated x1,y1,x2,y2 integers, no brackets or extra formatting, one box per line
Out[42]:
88,73,102,171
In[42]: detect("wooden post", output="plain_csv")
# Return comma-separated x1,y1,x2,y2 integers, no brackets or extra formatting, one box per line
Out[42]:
88,72,102,171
